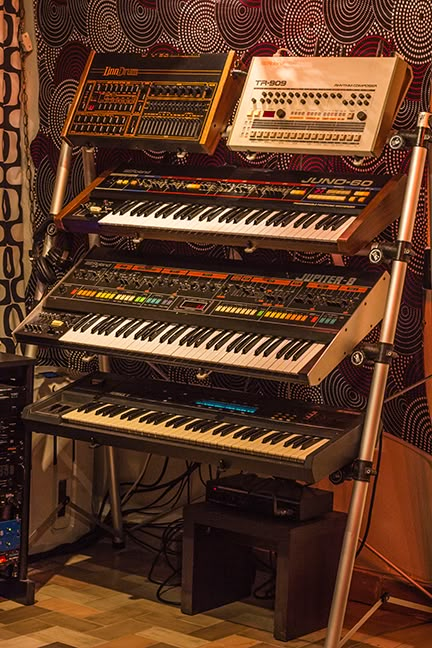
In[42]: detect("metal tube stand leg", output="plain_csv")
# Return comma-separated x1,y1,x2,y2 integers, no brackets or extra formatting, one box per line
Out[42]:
105,446,125,548
324,113,431,648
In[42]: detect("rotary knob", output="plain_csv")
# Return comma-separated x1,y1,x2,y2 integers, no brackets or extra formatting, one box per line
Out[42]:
276,109,286,118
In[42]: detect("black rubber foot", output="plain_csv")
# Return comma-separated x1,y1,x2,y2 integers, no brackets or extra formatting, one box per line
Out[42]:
0,578,35,605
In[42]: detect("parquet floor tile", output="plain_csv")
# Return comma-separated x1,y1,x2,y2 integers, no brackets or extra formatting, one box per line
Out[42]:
0,538,430,648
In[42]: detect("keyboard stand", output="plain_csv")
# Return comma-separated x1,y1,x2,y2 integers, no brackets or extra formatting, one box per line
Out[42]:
324,112,432,648
27,140,125,549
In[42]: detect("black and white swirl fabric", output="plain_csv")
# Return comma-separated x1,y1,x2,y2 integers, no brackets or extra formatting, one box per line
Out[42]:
68,0,90,36
261,0,289,39
37,0,74,48
48,80,80,150
282,0,334,56
117,0,162,48
179,0,228,52
215,0,265,50
372,0,394,31
323,0,374,43
87,0,129,52
156,0,186,40
393,0,432,65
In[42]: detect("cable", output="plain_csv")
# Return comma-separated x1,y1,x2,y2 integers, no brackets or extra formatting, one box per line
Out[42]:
356,423,384,558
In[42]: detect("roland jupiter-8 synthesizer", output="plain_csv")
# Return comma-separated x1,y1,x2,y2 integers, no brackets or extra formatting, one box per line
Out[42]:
62,51,244,154
228,55,412,157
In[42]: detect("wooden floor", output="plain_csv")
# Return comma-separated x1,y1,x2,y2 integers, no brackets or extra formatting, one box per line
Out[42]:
1,540,431,648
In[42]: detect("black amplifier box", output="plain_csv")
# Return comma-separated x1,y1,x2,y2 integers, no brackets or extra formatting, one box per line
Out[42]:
206,473,333,521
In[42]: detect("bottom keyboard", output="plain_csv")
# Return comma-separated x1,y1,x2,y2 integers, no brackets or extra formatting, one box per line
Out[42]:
23,372,364,483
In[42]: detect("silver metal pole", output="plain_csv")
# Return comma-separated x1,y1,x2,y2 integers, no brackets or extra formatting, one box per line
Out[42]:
50,140,74,217
82,147,125,547
324,113,431,648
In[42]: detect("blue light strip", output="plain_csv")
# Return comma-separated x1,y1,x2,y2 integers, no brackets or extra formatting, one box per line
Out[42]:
195,399,257,414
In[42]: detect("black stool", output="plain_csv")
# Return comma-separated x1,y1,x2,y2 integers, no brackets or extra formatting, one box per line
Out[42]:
181,502,346,641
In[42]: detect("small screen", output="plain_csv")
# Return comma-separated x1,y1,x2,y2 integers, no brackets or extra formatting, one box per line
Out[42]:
181,301,207,311
195,399,257,414
263,111,275,118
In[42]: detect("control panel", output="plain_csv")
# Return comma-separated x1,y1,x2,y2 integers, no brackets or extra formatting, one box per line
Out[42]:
17,248,388,343
63,50,245,154
228,55,412,157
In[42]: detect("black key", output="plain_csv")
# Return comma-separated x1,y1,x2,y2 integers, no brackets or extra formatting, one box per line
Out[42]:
114,319,138,338
292,341,313,360
226,333,248,353
125,408,149,421
72,313,95,332
103,317,125,335
263,338,285,357
159,324,181,344
300,213,320,229
253,337,275,356
165,416,194,428
239,427,264,440
270,211,291,227
193,328,216,347
293,212,313,228
162,203,184,219
217,208,236,223
77,400,103,413
200,206,224,222
214,331,236,351
241,334,262,354
100,404,125,417
94,404,117,416
284,339,306,360
136,322,162,341
147,323,169,341
152,413,178,425
80,314,102,333
205,330,227,349
107,405,130,417
138,411,161,423
233,426,256,439
185,327,207,347
129,201,147,216
265,211,283,226
198,420,220,432
178,327,200,346
123,320,150,339
283,435,303,447
300,436,321,450
117,200,134,215
166,325,190,343
279,210,300,227
184,419,206,431
248,428,273,441
90,316,112,334
252,210,273,225
219,424,243,437
275,339,297,359
292,435,309,448
211,423,237,436
330,215,349,230
232,333,256,353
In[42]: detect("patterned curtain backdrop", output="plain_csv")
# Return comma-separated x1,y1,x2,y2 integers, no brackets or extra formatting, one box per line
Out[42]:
30,0,432,452
0,0,26,353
